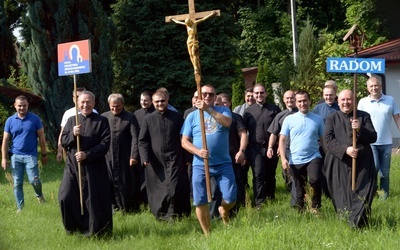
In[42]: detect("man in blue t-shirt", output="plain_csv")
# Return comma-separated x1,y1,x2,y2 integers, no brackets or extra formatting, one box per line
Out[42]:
1,95,47,212
181,84,237,235
279,90,324,213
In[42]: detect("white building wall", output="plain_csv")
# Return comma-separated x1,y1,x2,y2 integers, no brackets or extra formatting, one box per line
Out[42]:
384,64,400,147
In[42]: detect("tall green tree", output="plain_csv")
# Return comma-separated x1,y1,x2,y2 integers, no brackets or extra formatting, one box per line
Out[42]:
292,19,323,106
237,2,294,86
296,0,347,32
18,0,115,149
111,0,240,111
0,0,22,79
342,0,388,46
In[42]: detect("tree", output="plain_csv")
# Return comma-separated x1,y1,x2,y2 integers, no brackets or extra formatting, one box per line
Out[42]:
237,2,294,86
292,18,323,106
18,0,115,149
0,0,22,79
342,0,388,46
231,71,245,109
296,0,347,32
111,0,240,111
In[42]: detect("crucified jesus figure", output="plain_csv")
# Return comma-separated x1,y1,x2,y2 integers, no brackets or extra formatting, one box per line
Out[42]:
170,11,217,74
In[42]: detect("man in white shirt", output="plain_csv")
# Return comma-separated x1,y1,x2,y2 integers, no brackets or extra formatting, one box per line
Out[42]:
358,76,400,200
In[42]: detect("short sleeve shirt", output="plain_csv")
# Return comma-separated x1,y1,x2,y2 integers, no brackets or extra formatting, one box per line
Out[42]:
358,94,400,145
4,112,43,156
181,106,232,166
280,112,324,164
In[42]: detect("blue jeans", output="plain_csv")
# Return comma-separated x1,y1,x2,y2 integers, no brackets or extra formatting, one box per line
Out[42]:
10,154,43,209
371,144,392,197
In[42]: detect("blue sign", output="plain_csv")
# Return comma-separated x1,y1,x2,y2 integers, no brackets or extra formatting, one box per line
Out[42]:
326,57,385,74
57,40,92,76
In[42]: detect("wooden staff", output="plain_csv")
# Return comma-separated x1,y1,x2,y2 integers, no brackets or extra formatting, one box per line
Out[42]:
73,75,84,215
195,73,212,203
352,72,357,190
343,24,365,190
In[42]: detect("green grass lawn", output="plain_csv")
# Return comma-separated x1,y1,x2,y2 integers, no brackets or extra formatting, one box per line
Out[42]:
1,153,400,250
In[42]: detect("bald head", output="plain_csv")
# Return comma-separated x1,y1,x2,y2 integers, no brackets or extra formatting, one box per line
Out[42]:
283,90,295,109
338,89,354,114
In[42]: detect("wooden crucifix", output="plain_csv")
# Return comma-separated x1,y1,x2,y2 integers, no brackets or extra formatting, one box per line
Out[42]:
166,1,220,203
166,1,220,80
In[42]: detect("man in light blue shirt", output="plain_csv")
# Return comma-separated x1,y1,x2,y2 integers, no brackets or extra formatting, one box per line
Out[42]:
358,76,400,200
279,90,324,212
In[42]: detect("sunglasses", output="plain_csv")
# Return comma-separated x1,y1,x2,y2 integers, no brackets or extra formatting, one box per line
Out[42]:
254,91,265,95
154,100,166,103
202,92,216,97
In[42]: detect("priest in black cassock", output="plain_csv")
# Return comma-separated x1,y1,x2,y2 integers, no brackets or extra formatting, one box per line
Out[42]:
59,91,112,237
323,89,377,228
102,93,140,213
138,91,191,220
133,90,155,205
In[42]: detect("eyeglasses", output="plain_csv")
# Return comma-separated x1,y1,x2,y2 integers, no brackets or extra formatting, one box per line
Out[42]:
154,100,166,103
202,92,216,97
254,91,265,95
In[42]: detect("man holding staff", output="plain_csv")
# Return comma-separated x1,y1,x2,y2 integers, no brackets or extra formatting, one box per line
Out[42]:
59,91,112,237
181,84,236,235
324,89,377,228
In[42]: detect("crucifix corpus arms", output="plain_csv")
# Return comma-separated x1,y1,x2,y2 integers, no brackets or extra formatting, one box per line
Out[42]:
165,0,220,76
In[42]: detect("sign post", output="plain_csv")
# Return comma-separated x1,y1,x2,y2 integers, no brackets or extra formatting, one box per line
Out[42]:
57,39,92,215
332,25,382,191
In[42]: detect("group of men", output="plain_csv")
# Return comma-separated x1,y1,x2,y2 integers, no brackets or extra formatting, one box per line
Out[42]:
2,75,399,236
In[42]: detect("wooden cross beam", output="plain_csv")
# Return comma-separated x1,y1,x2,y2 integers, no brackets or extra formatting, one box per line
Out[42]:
165,0,220,23
166,0,220,76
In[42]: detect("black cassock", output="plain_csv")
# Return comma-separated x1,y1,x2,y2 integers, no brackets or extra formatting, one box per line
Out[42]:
59,112,112,236
323,110,377,228
138,109,191,220
102,109,140,212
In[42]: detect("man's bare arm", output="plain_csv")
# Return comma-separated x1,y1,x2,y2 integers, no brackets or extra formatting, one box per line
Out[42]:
37,128,48,165
181,135,208,159
56,126,64,162
393,113,400,131
279,135,289,170
1,132,10,170
206,108,232,128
